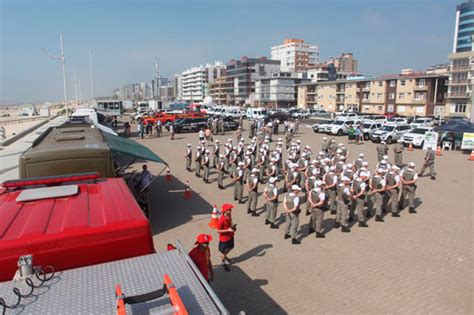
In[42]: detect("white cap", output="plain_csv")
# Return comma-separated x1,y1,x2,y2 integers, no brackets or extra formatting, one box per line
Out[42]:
381,141,386,144
362,161,369,166
311,159,318,164
228,139,233,142
359,153,365,158
337,149,342,154
345,169,354,173
251,168,258,173
338,143,343,147
205,150,210,153
269,177,277,184
391,165,399,170
383,155,389,160
341,176,350,182
312,187,321,193
323,137,327,140
238,162,244,166
397,139,403,143
408,162,416,168
359,172,368,177
346,163,353,168
187,143,191,147
297,140,301,143
381,160,387,164
215,140,219,143
377,168,386,173
316,180,325,186
291,185,301,191
310,175,316,180
355,177,362,182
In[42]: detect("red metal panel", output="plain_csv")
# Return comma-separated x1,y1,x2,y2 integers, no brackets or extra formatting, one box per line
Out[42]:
0,178,154,282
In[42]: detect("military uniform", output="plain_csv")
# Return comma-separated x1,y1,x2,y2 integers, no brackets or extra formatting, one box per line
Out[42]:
351,179,368,225
328,142,337,158
383,171,400,215
335,183,351,230
393,143,404,167
308,188,326,236
229,151,237,178
213,143,220,168
399,168,418,213
264,182,278,226
247,173,259,215
202,154,210,183
369,175,385,220
377,143,388,162
324,173,338,214
233,167,244,203
285,132,292,149
185,147,192,171
284,193,301,241
419,148,436,179
216,157,225,189
194,150,202,177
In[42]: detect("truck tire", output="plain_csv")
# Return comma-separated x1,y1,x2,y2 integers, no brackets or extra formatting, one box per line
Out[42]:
337,129,343,136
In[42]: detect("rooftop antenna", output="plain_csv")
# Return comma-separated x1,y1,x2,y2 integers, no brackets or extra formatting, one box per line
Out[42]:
42,33,68,116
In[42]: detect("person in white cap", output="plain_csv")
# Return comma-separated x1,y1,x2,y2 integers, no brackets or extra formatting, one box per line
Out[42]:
393,139,404,167
212,140,220,168
202,150,211,183
377,141,388,162
195,145,202,177
216,154,226,190
284,185,302,244
328,139,338,158
229,148,237,178
383,165,401,217
308,185,326,238
264,177,279,229
285,163,299,193
351,176,368,227
335,176,352,232
305,175,317,216
247,168,260,216
324,170,338,214
185,144,193,172
419,145,436,180
369,169,386,222
232,162,245,203
399,162,418,213
321,137,329,155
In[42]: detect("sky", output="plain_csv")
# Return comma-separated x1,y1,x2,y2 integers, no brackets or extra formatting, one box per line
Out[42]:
0,0,460,104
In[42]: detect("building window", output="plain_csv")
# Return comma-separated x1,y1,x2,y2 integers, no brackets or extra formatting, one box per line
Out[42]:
390,81,396,87
452,103,467,113
389,93,395,100
414,92,425,100
398,105,406,112
417,79,425,87
377,93,382,99
378,81,383,87
399,93,405,99
400,80,406,86
377,105,383,111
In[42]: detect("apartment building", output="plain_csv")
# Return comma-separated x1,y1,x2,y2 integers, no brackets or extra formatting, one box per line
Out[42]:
297,73,448,115
255,72,310,108
181,62,225,102
445,1,474,120
306,64,353,82
325,53,358,73
271,38,319,72
209,76,228,105
225,56,281,106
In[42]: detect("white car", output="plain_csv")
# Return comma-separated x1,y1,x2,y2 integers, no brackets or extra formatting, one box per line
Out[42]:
402,127,434,148
371,124,412,144
386,117,408,125
312,120,334,133
361,121,383,140
291,109,310,119
224,108,244,119
326,119,360,136
410,118,434,128
335,112,359,120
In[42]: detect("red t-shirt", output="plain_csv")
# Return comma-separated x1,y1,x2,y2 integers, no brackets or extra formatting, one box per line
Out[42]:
189,246,211,281
217,215,234,242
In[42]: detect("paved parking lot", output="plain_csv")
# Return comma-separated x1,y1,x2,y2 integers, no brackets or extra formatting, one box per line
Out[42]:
137,121,472,314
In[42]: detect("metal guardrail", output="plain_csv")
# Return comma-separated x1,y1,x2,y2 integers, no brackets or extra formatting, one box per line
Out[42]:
0,116,48,125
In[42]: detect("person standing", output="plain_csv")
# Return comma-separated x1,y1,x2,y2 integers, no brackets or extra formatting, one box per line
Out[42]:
194,146,202,177
377,141,388,162
216,204,236,271
235,127,242,142
199,128,205,142
247,168,260,216
419,146,436,180
323,170,338,214
169,123,175,140
283,185,302,245
138,119,144,139
264,177,279,229
285,131,292,150
369,169,386,222
384,165,401,217
0,125,5,141
308,185,326,238
393,140,404,167
321,137,329,155
399,162,418,214
189,234,214,282
351,176,368,227
216,154,225,190
202,150,211,184
232,162,244,203
335,176,351,233
185,144,192,172
213,140,220,168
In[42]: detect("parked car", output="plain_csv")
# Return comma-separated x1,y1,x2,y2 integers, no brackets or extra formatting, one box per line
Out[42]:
224,108,244,119
364,115,387,123
246,108,268,120
266,111,290,123
326,119,361,136
222,116,239,131
361,121,383,140
335,112,359,120
313,120,334,133
371,124,412,144
386,117,408,125
172,117,208,133
291,109,310,119
402,127,434,148
410,117,434,128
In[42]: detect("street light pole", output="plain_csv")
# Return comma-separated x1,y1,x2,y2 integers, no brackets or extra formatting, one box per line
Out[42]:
90,49,94,104
73,68,79,107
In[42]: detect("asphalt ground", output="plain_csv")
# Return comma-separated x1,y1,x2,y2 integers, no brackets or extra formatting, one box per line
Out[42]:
132,120,472,314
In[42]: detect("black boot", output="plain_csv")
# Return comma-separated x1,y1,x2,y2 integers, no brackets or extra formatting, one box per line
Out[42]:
270,223,279,229
391,213,400,217
334,222,341,229
316,232,325,238
292,238,301,245
247,208,251,214
308,227,315,234
409,207,417,214
366,211,371,218
341,226,350,233
305,210,310,216
375,215,384,222
251,212,259,217
284,234,290,239
358,221,368,227
348,216,355,223
265,219,270,225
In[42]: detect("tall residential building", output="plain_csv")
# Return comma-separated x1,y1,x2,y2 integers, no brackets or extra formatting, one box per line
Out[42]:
255,72,310,108
181,62,225,102
225,57,281,106
209,76,228,105
270,39,319,72
325,53,358,73
446,1,474,120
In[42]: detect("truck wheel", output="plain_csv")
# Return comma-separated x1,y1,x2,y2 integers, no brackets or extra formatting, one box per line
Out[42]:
337,129,343,136
386,136,392,144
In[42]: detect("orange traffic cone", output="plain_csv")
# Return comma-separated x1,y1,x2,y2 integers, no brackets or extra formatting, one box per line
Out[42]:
184,180,192,199
469,150,474,161
165,167,172,182
436,146,442,156
408,143,413,151
208,205,219,229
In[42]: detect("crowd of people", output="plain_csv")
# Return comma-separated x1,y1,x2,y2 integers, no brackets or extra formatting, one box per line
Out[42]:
185,121,436,248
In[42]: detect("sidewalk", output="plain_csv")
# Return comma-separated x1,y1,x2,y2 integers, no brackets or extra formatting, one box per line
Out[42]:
0,116,67,182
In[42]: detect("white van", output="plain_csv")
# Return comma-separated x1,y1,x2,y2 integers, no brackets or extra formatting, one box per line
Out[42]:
246,108,268,120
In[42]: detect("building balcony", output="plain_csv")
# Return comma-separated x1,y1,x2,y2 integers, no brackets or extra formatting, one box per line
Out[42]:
447,79,469,85
361,98,371,103
362,87,370,91
336,90,345,94
413,85,428,91
446,91,472,98
450,65,473,72
413,98,426,104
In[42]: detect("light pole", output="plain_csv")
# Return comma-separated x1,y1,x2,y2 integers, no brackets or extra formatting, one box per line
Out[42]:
90,49,94,104
73,68,78,107
42,32,68,115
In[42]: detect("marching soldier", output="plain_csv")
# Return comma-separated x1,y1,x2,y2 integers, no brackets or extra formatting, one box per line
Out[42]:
249,120,255,138
185,143,192,172
195,145,202,177
419,145,436,180
213,140,220,168
285,163,299,193
335,176,351,233
218,118,225,135
285,131,292,149
305,175,317,215
393,139,404,167
327,139,338,158
308,185,326,238
242,151,252,184
321,137,329,155
229,149,237,178
217,154,225,189
202,150,211,184
351,175,368,227
354,153,365,171
377,141,388,162
369,169,386,222
264,177,279,229
399,162,418,213
283,185,302,245
232,162,244,204
247,168,260,216
323,170,338,214
256,151,266,182
384,165,401,217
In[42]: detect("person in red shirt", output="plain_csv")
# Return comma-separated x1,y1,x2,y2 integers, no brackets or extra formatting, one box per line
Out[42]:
189,234,214,282
216,203,236,271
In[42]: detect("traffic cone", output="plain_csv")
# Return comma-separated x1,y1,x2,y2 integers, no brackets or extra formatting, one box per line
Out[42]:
184,180,192,199
408,143,413,151
208,205,219,229
165,167,172,182
469,150,474,161
436,146,442,156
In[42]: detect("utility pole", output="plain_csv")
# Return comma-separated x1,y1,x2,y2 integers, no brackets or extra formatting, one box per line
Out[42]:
73,68,79,107
155,57,161,99
90,49,94,104
78,78,82,104
42,33,68,116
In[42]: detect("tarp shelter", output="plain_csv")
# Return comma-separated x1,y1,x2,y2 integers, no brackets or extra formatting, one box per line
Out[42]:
101,131,167,165
435,120,474,133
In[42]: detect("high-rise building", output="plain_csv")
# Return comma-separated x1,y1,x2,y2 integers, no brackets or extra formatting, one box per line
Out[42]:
325,53,358,74
225,56,281,106
181,62,225,102
446,1,474,120
270,39,319,72
255,72,310,108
